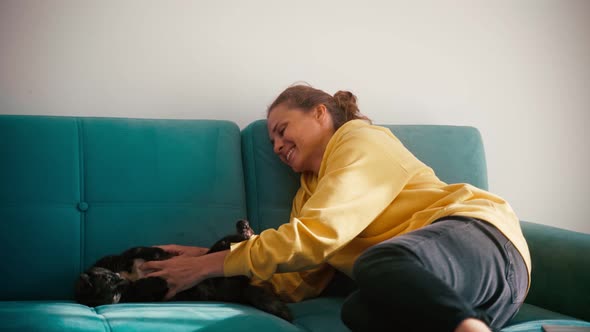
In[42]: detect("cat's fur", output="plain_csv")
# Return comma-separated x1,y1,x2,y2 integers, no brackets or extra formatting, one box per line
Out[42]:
74,220,292,321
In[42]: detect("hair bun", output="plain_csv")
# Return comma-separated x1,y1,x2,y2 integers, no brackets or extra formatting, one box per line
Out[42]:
333,90,356,105
268,85,371,129
334,90,360,121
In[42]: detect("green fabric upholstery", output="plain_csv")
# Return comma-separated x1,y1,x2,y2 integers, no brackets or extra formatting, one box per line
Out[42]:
501,320,590,332
1,115,587,331
289,297,350,332
0,116,247,302
0,116,82,300
95,303,300,332
520,221,590,321
385,124,489,190
79,118,247,269
507,303,581,325
0,302,109,332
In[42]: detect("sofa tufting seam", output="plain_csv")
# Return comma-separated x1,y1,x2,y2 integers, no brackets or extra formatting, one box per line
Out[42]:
472,127,489,190
81,202,246,208
91,307,113,332
229,123,249,224
0,202,77,207
252,121,265,232
241,121,261,231
77,118,87,273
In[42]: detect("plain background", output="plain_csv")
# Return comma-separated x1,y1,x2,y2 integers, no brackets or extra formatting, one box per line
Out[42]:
1,0,588,233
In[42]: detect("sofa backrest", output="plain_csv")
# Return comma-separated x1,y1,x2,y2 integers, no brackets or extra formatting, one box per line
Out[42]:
0,116,247,300
0,116,489,301
241,119,488,232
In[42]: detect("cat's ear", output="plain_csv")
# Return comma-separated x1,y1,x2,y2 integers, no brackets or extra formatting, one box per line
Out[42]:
79,273,93,288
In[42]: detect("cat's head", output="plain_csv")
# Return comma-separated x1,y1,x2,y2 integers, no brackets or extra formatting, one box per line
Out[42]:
75,267,129,307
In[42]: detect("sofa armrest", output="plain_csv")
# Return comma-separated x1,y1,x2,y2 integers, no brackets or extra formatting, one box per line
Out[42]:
520,221,590,321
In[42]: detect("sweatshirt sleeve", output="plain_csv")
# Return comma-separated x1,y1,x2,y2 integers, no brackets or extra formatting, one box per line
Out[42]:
224,125,413,280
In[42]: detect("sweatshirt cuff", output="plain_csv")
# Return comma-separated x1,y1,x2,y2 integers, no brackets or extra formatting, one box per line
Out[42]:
223,238,253,278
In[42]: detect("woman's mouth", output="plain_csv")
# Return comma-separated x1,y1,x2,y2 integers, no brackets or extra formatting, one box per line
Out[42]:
286,147,295,162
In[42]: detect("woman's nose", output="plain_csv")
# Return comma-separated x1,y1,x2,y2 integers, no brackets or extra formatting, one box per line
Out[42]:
273,139,283,154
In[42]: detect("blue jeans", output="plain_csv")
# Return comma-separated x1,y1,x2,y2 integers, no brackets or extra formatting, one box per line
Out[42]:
341,217,528,332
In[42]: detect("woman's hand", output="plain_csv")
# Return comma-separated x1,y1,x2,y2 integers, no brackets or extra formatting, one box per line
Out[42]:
140,250,228,300
155,244,209,257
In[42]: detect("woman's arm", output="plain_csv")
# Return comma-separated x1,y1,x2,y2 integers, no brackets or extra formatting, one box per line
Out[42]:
142,124,413,298
225,125,413,280
140,249,228,299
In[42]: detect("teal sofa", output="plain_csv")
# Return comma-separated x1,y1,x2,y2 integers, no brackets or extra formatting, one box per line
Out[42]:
0,115,588,332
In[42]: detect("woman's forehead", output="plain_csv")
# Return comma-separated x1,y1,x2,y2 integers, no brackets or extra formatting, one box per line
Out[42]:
267,114,282,138
267,106,291,132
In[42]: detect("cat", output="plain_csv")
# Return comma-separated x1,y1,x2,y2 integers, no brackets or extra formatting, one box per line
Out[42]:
74,219,292,321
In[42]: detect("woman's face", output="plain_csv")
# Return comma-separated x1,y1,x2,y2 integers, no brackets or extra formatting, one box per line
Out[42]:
267,104,334,174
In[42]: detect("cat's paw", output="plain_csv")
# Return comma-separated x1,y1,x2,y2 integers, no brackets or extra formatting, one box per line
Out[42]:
258,300,293,322
244,285,293,322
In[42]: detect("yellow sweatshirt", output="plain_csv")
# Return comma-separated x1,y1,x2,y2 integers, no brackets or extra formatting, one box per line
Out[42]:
224,120,531,302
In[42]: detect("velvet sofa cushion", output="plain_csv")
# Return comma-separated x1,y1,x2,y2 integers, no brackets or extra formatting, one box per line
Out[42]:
520,221,590,322
0,116,84,300
0,301,302,332
0,116,248,301
502,320,590,332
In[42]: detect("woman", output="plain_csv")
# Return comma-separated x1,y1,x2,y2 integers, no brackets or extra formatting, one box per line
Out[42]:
141,85,530,332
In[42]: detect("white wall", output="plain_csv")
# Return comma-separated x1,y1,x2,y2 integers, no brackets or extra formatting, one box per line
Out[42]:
1,0,589,233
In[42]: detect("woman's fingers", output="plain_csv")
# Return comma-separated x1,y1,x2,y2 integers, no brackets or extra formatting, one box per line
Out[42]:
153,245,182,255
139,260,163,272
152,244,209,257
138,254,219,302
164,288,177,300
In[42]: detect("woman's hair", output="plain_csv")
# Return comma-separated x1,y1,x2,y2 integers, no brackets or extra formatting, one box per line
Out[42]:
267,84,371,130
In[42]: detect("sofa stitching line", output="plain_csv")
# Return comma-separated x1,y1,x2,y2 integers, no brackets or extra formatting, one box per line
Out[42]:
252,122,262,231
243,121,260,231
92,307,113,332
77,118,86,272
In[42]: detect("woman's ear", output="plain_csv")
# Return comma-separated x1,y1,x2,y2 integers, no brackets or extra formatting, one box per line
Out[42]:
314,104,328,120
313,104,334,130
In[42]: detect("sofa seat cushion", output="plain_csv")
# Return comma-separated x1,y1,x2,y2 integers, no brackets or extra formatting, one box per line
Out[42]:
501,319,590,332
501,303,590,331
508,303,581,325
96,303,301,332
289,297,349,332
0,301,109,332
0,301,306,332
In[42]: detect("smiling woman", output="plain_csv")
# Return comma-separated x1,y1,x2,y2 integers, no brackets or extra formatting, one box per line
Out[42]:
254,84,530,332
267,104,332,174
145,84,531,332
266,85,371,174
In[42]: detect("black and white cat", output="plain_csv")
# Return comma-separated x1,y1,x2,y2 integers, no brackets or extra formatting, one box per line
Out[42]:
74,220,292,321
